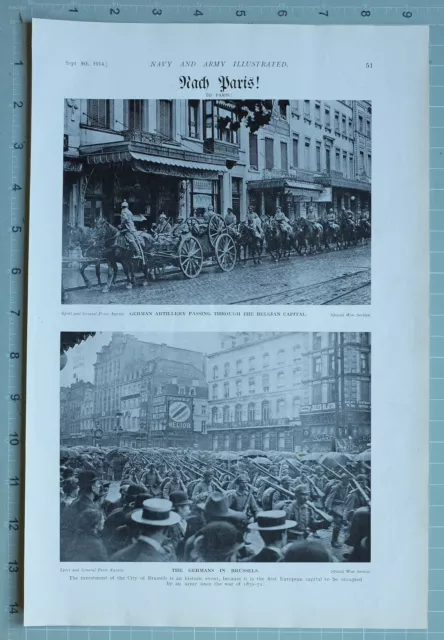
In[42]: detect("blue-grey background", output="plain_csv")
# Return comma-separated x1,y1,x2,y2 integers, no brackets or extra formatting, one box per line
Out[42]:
0,1,441,639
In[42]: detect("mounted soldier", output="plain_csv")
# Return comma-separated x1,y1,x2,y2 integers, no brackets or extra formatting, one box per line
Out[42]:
156,213,173,236
274,206,292,234
246,207,263,240
119,201,144,261
224,208,237,231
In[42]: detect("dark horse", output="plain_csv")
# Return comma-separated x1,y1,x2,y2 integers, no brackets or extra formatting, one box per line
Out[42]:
356,217,371,245
237,222,263,266
294,218,322,255
338,213,357,248
321,220,341,251
265,220,291,262
67,223,105,288
96,219,155,293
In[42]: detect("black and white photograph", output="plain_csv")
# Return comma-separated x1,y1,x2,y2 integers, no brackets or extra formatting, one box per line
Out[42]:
62,99,371,305
60,331,371,563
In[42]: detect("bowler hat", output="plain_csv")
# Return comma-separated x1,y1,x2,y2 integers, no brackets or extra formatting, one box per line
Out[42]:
131,498,181,527
77,470,98,491
126,484,147,500
169,490,191,508
283,540,333,562
198,492,246,521
248,510,296,532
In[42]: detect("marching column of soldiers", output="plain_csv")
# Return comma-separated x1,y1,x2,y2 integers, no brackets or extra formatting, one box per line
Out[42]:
60,450,371,563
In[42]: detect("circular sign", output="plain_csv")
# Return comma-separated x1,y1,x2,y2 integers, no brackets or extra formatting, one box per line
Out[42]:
169,401,191,423
94,429,103,440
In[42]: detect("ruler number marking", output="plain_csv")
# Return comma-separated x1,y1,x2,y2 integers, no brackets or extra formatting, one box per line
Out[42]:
9,602,19,614
10,310,20,316
9,561,19,573
9,353,20,359
11,268,21,275
13,101,23,109
13,143,24,150
361,10,371,17
152,9,162,15
9,518,19,531
9,476,19,487
9,433,19,446
236,10,246,17
12,184,21,191
194,10,204,17
278,10,287,17
11,226,22,233
319,10,328,17
14,61,23,66
403,11,413,18
110,7,120,15
9,394,20,401
69,7,79,12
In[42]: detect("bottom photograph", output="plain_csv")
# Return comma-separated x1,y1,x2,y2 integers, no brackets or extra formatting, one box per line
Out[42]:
60,330,371,563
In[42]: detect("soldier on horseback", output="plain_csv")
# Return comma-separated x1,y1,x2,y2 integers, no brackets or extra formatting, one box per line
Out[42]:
274,206,292,234
119,201,144,261
247,207,264,240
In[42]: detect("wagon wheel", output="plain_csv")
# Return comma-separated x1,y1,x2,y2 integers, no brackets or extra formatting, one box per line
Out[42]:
178,236,203,279
208,214,226,247
215,233,237,272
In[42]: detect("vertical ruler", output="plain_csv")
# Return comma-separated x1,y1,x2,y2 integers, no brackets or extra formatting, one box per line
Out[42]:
0,3,442,640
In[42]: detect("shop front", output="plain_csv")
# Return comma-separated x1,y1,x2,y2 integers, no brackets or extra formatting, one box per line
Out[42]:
300,401,371,453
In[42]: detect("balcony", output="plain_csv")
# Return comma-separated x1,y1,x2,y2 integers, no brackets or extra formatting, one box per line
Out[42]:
314,170,371,191
261,168,315,183
208,417,291,431
122,129,180,147
203,138,240,162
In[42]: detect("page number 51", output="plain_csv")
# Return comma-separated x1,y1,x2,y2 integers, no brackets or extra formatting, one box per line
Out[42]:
366,63,372,68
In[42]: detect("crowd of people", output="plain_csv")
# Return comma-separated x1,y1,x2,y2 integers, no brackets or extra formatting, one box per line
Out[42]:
60,449,371,564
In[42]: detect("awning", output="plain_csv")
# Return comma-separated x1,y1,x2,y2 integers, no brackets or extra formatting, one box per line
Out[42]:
130,152,227,175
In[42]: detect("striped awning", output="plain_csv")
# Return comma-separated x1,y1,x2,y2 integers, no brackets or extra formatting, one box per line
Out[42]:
130,152,227,173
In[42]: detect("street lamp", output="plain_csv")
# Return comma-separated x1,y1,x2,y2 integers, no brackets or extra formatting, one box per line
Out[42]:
114,412,123,447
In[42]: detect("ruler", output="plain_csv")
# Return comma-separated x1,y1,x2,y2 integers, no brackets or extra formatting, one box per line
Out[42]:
1,2,443,640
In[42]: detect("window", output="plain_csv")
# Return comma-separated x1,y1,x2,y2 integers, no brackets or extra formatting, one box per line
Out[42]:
223,381,230,398
201,421,206,433
335,149,340,171
277,349,285,365
126,99,146,130
360,332,369,346
341,114,346,134
304,138,311,169
86,99,111,129
249,356,255,371
224,362,230,377
360,381,371,402
358,115,363,133
276,398,285,417
188,100,199,138
328,353,336,375
313,333,322,350
277,371,285,388
278,432,285,450
360,353,369,374
262,374,269,392
205,101,239,144
231,338,236,348
280,141,288,172
235,360,243,375
178,387,185,395
292,398,300,418
261,399,270,422
263,432,270,449
312,382,322,404
359,151,365,173
366,120,371,136
293,369,298,387
316,144,321,172
190,387,196,396
343,152,348,176
265,138,274,170
159,100,173,138
250,434,256,448
223,406,230,423
315,103,321,122
367,154,371,177
212,384,218,400
292,137,299,168
325,107,331,128
327,381,336,403
326,148,331,173
237,433,242,450
213,365,219,380
313,356,322,378
279,101,287,119
334,111,340,132
263,352,270,368
249,376,255,394
235,404,242,423
248,402,255,422
236,380,242,397
304,100,310,119
249,133,258,169
348,118,353,135
349,155,354,178
211,407,218,424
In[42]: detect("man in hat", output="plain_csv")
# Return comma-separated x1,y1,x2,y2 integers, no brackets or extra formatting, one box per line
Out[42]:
343,506,371,562
247,206,264,240
285,484,328,541
327,207,336,226
140,464,162,497
103,484,147,556
199,492,248,528
164,490,193,559
323,473,350,548
119,201,144,260
273,206,292,233
192,470,217,503
162,469,186,499
247,510,296,562
156,213,172,236
111,498,181,562
271,476,293,509
227,475,259,518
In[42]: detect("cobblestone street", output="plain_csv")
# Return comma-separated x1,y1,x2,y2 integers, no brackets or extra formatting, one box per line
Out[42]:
64,243,370,305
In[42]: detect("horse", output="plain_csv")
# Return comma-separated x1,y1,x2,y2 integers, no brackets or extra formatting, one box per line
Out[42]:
356,218,371,245
294,218,322,255
237,222,263,266
96,218,155,293
338,213,357,248
320,220,341,251
265,220,291,262
66,223,105,288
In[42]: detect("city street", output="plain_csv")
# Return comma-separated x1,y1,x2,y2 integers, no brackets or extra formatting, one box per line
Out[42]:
64,243,370,305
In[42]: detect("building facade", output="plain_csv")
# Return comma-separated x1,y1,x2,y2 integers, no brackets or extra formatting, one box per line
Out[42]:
91,333,207,448
60,380,95,446
300,332,371,452
63,99,371,250
206,332,304,452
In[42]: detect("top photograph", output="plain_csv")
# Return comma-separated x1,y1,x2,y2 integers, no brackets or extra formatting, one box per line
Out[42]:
62,99,371,305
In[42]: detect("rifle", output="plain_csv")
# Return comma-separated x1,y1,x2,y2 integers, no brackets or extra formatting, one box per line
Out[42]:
262,478,333,524
332,461,371,506
285,460,325,499
180,460,225,493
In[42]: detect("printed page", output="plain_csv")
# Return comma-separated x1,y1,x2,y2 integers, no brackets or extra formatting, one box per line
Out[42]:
25,20,429,629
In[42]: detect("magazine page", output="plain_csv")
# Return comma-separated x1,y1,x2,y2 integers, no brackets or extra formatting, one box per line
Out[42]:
25,20,429,629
